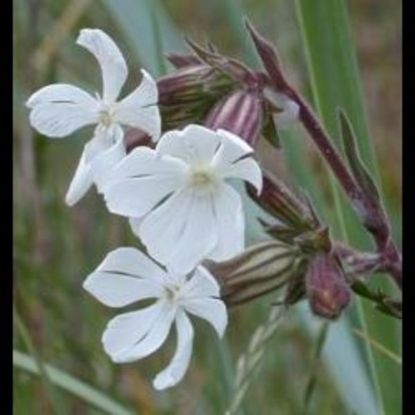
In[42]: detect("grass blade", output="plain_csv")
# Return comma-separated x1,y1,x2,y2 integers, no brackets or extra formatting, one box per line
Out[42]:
13,350,134,415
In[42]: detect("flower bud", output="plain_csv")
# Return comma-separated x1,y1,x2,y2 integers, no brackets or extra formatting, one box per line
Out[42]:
247,172,318,235
157,65,234,107
205,89,262,146
164,52,202,69
205,241,299,306
305,254,351,319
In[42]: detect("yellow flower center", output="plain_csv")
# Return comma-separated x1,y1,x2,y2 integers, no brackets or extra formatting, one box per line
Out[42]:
98,108,114,127
188,165,217,191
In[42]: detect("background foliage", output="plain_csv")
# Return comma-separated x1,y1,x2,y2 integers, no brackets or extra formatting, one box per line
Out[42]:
13,0,401,414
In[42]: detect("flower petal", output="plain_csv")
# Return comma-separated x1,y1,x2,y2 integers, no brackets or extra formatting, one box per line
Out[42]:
112,302,176,363
89,126,126,193
156,125,221,165
181,266,220,299
77,28,128,103
139,190,217,274
83,248,166,308
115,70,161,140
183,298,228,338
65,145,94,206
153,310,194,390
215,129,255,164
26,84,99,137
102,302,164,359
104,147,188,218
221,158,263,193
209,184,245,261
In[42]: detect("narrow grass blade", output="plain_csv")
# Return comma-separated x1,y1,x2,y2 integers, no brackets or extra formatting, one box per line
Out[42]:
13,350,134,415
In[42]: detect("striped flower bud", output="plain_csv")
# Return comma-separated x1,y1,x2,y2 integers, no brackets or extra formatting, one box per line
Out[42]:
247,172,318,237
305,254,351,319
158,65,234,107
205,89,262,147
205,241,300,306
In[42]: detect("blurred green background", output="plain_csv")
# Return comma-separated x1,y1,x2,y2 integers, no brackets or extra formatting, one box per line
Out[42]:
13,0,401,414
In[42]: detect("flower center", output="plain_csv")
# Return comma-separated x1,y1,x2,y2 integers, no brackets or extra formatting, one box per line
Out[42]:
164,285,181,303
97,102,116,127
188,165,218,192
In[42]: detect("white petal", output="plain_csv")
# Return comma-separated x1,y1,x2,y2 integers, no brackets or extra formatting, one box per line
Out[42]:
215,129,255,163
83,248,165,307
77,28,128,103
102,302,163,359
156,125,221,165
113,303,176,363
104,148,187,218
183,298,228,338
26,84,99,137
65,146,94,206
181,266,221,299
273,99,300,128
115,70,161,140
208,184,245,261
128,217,143,239
139,190,217,274
92,247,167,284
153,310,194,390
89,127,126,193
221,158,263,193
264,89,299,128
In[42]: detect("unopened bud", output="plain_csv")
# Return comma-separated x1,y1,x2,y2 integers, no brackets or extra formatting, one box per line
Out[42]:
205,241,299,306
165,52,202,69
205,89,262,146
306,254,351,319
158,65,233,106
247,172,317,234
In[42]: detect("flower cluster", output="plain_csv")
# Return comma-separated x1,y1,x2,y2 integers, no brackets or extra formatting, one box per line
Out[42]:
26,28,267,390
27,21,381,392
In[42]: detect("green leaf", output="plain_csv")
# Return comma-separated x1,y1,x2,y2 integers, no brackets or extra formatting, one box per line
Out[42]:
13,350,134,415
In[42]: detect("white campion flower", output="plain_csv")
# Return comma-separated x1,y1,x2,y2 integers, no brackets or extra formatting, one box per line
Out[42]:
83,247,227,390
25,28,161,206
104,125,263,274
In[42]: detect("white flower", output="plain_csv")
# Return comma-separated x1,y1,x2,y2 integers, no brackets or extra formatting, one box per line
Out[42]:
83,247,227,390
104,125,263,274
26,28,161,206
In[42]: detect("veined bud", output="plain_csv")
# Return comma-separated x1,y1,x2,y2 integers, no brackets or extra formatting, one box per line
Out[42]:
205,89,262,146
165,52,202,69
305,254,351,320
157,65,234,107
205,241,300,306
247,172,318,236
